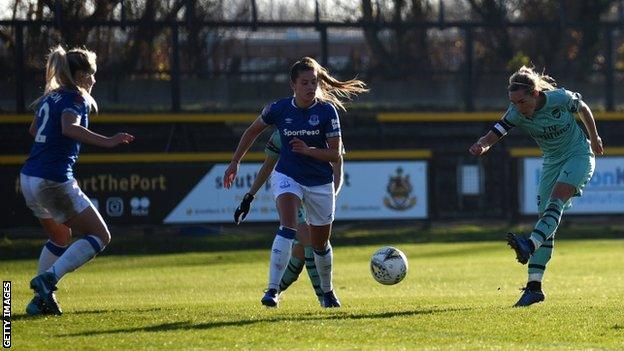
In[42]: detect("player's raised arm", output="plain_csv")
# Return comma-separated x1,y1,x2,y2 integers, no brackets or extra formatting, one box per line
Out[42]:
61,112,134,148
469,109,515,156
469,131,501,156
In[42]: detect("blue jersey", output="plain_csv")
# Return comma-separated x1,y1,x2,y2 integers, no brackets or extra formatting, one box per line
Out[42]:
261,97,341,186
21,89,90,182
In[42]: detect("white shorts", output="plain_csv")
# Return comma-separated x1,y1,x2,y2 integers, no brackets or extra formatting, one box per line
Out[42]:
270,171,335,226
20,173,92,224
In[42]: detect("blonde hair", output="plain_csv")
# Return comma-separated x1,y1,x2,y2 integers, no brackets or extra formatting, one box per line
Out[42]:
290,57,368,111
31,45,98,112
508,65,557,94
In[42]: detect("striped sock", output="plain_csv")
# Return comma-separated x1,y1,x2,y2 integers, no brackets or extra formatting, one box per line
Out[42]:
528,236,554,283
529,199,564,250
279,255,304,292
37,241,67,275
48,235,104,281
304,246,323,300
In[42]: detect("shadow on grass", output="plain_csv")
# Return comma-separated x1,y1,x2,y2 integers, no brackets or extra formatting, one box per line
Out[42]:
58,306,475,337
11,307,164,321
2,221,623,260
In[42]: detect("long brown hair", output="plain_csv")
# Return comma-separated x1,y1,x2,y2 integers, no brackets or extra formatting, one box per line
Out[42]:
290,57,368,111
31,45,98,112
508,65,557,94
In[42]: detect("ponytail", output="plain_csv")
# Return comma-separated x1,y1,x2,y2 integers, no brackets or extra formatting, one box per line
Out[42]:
290,57,368,111
508,65,557,94
31,45,98,113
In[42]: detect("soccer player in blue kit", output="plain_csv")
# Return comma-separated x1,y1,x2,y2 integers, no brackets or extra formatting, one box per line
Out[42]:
20,46,134,315
224,57,367,308
234,129,346,306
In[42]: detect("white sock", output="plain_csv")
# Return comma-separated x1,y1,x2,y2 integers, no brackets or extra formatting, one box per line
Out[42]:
37,241,67,275
528,273,543,282
268,235,294,290
313,244,333,293
47,235,104,281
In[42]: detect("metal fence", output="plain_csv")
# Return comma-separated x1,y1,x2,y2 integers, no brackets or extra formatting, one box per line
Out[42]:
2,18,624,113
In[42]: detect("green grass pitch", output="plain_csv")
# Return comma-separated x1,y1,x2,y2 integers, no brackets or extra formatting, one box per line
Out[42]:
2,239,623,350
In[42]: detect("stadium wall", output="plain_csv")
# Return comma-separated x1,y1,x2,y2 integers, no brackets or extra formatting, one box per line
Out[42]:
2,112,623,227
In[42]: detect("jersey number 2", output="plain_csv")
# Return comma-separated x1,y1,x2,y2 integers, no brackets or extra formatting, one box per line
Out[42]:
35,102,50,143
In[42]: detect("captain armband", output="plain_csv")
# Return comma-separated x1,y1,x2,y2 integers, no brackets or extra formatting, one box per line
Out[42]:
490,117,514,137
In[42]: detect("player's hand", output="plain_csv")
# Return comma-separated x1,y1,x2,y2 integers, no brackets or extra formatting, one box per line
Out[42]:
234,193,254,225
469,141,489,156
290,137,310,155
107,133,135,147
591,135,604,155
223,161,239,189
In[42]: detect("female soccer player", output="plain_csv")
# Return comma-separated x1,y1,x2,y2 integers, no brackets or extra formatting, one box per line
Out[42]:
469,66,603,307
234,130,345,306
21,46,134,315
224,57,366,308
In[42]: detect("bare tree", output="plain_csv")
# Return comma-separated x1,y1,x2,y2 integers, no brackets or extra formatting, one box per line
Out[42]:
360,0,433,77
466,0,514,69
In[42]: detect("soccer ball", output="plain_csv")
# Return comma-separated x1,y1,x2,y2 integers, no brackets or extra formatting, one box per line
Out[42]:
370,246,408,285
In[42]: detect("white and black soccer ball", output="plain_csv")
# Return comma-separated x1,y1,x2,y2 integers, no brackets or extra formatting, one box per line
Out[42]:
370,246,408,285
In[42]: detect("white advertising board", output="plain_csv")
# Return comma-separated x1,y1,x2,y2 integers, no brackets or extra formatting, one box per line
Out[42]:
521,157,624,214
165,161,428,223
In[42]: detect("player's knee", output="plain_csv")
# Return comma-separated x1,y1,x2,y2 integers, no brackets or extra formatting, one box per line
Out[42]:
49,228,71,246
546,198,565,213
312,241,329,252
94,227,111,246
51,236,71,247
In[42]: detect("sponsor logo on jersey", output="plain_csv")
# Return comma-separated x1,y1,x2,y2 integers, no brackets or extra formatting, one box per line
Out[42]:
331,118,340,130
552,108,561,119
282,129,320,137
285,118,293,124
308,115,320,126
539,123,571,140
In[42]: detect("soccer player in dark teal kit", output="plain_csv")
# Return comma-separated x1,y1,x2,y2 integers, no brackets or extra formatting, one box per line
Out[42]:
224,57,367,308
21,46,134,315
470,66,603,307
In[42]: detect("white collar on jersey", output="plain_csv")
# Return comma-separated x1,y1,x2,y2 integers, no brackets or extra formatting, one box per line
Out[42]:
291,97,318,110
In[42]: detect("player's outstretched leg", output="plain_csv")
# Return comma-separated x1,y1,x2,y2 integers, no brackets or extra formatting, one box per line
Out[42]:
508,199,564,265
527,199,564,250
506,232,534,264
